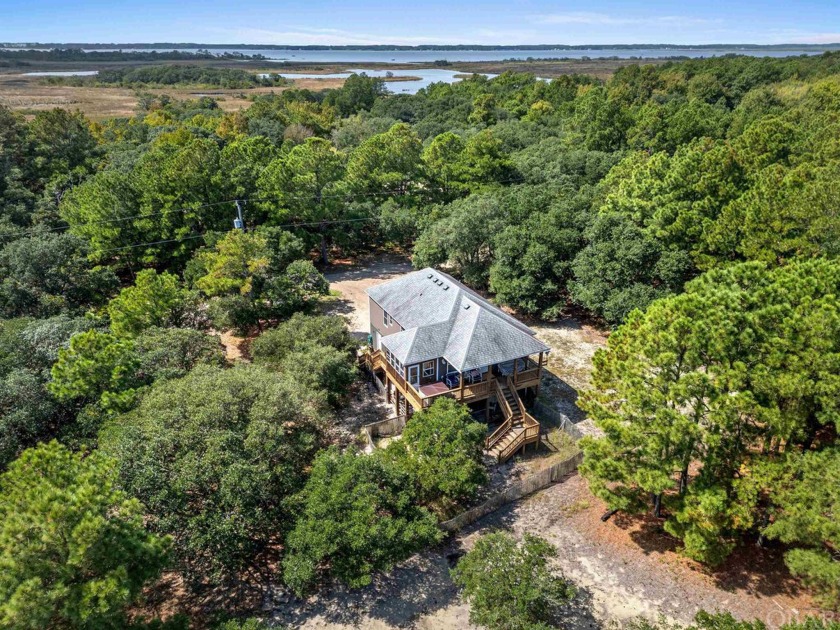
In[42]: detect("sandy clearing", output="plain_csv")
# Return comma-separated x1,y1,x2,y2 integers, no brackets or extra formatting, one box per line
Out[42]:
323,254,414,338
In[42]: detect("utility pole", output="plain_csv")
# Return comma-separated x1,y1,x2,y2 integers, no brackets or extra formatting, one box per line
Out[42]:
233,200,246,231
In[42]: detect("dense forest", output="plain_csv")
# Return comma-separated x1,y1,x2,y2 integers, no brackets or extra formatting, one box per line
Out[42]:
1,51,840,627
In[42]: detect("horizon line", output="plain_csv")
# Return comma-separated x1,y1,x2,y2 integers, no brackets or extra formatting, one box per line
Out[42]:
3,41,840,48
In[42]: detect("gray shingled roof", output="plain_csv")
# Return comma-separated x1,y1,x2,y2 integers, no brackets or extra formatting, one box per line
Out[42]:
368,268,549,372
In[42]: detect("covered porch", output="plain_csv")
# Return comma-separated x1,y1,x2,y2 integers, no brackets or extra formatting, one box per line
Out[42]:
365,348,547,414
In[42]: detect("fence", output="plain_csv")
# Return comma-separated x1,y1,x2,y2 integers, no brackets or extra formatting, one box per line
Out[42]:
439,450,584,532
531,400,586,441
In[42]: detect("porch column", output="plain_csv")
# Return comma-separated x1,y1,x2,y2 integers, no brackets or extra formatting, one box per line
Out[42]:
485,397,490,422
536,351,544,396
513,357,519,386
395,389,402,415
385,378,391,403
459,371,465,400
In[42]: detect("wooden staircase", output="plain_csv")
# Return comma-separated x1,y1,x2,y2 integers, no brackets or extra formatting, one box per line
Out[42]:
485,378,540,463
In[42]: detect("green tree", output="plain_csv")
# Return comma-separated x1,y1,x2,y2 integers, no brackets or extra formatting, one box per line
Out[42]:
345,122,422,196
100,364,326,586
326,73,387,117
0,232,118,318
490,196,587,318
133,327,225,383
195,231,271,298
193,231,327,332
0,369,58,470
451,532,575,630
59,170,144,264
413,193,506,288
0,316,94,469
570,85,630,152
580,259,840,566
384,397,487,506
0,441,169,629
108,269,193,337
257,137,345,263
457,129,515,188
283,447,442,594
49,329,141,412
250,312,358,361
26,108,98,185
422,131,469,200
270,343,357,408
761,449,840,608
217,135,278,202
570,212,692,325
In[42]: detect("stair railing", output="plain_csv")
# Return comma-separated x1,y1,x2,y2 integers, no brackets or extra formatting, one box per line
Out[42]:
485,417,513,450
496,428,527,463
495,379,515,420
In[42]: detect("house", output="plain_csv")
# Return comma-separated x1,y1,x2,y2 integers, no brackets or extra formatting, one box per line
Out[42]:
362,268,550,462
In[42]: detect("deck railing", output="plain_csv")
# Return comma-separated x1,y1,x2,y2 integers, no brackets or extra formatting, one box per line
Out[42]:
514,366,541,386
363,347,540,411
523,413,540,443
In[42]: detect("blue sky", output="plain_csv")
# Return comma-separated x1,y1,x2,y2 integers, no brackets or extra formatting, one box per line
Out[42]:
1,0,839,45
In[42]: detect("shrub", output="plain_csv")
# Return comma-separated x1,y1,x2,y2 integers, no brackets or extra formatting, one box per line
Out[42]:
283,447,442,594
451,532,575,630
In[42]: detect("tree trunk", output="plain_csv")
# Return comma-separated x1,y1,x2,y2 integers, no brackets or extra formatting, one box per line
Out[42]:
320,223,328,266
679,468,689,495
652,492,663,519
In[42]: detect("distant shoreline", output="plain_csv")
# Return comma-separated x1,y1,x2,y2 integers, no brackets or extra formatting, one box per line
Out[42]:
3,42,840,51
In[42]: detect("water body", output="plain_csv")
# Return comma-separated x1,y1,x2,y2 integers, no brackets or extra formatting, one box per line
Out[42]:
80,47,826,63
261,67,498,94
22,70,99,76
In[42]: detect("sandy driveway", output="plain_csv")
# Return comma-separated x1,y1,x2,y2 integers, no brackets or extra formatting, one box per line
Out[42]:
324,255,414,338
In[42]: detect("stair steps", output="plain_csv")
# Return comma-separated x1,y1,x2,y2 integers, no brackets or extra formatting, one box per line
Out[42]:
485,376,541,464
487,425,525,459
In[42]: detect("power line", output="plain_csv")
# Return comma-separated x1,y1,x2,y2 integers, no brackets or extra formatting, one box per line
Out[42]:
85,216,384,256
0,175,528,241
92,234,207,254
0,191,398,240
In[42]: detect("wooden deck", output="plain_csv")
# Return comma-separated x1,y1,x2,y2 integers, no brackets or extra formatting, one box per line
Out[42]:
363,349,542,411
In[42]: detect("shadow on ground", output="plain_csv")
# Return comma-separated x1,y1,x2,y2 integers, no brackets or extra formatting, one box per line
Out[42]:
612,511,808,602
271,546,462,628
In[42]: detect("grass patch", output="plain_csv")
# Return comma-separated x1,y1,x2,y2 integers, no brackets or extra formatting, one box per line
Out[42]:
543,428,580,461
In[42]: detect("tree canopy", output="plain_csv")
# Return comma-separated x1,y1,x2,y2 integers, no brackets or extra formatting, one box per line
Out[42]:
0,441,169,629
580,259,840,592
100,364,327,586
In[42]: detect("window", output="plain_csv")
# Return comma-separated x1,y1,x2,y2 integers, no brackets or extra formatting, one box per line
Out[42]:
422,360,435,378
383,310,393,327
